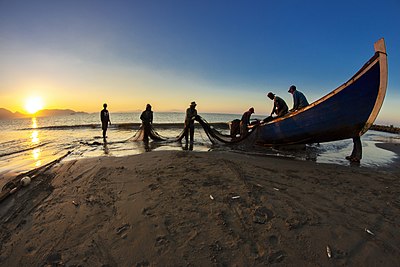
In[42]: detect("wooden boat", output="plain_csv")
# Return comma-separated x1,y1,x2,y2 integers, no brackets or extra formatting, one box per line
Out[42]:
255,38,388,145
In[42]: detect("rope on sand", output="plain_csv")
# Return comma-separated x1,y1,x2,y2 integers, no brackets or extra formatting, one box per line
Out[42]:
0,151,71,203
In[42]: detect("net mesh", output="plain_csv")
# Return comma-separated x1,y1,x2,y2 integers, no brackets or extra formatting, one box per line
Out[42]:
119,115,258,145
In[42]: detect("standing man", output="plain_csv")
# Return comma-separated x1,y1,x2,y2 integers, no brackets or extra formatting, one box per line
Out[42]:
240,107,254,137
100,103,111,139
288,85,309,111
184,101,198,150
267,92,289,117
140,104,153,143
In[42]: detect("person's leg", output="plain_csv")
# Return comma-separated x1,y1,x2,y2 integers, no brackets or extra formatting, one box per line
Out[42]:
183,126,189,150
184,127,189,143
240,122,246,137
346,137,362,162
278,107,288,117
352,136,362,161
143,124,149,143
102,125,107,139
189,125,194,144
189,125,194,150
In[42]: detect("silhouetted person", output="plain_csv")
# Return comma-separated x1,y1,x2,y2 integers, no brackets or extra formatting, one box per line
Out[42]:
100,103,111,139
240,107,254,137
267,92,288,117
184,101,197,150
346,136,362,163
140,104,153,144
288,85,309,111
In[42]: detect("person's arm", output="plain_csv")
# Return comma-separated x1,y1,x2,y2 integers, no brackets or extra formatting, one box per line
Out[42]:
271,101,276,115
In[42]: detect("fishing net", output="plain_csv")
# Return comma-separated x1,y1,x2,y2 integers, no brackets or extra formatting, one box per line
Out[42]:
108,115,260,148
194,115,259,145
127,124,185,143
126,115,260,146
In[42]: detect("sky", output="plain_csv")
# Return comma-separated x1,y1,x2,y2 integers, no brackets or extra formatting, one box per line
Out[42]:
0,0,399,125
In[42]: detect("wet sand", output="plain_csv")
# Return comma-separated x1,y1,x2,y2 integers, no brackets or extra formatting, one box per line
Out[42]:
0,147,399,266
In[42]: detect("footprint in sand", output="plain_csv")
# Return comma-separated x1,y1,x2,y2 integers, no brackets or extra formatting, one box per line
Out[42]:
268,250,285,263
268,235,279,247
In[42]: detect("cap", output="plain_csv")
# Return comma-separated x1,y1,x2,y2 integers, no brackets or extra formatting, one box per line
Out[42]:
267,92,275,99
190,101,197,106
288,85,296,92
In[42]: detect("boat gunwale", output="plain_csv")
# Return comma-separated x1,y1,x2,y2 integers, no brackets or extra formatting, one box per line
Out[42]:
261,39,387,127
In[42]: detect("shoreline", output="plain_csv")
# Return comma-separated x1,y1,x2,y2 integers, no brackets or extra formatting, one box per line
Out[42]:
1,149,399,266
375,142,400,170
1,139,399,190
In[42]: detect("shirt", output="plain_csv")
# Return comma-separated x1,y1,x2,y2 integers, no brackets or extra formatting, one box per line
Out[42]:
140,110,153,124
241,110,252,126
185,107,197,126
100,109,110,123
292,90,309,110
271,96,288,116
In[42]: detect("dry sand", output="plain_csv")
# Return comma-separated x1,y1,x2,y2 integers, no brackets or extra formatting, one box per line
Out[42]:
0,148,399,266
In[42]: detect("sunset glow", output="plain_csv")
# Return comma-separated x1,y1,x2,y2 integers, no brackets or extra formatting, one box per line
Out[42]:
0,2,398,125
25,97,44,114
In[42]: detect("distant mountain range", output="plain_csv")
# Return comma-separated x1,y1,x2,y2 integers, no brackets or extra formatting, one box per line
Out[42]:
0,108,87,119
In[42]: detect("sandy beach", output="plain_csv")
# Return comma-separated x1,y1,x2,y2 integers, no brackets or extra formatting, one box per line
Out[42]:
1,147,399,266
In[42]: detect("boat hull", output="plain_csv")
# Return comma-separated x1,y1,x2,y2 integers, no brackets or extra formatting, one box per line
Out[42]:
256,40,387,146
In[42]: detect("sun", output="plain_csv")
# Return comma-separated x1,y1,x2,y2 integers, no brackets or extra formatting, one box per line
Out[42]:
25,97,44,114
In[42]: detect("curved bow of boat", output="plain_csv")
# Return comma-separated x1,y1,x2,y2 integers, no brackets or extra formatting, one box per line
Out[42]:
360,38,388,135
256,38,388,146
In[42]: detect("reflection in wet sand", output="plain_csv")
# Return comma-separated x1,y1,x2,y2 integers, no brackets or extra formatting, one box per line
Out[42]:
32,148,42,167
103,142,109,155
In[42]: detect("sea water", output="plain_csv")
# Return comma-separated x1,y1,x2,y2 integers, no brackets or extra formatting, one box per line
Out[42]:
1,112,399,188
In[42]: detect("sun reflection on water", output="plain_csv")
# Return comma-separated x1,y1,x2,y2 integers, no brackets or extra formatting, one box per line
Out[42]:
31,118,41,166
31,131,39,143
32,117,37,128
31,118,40,143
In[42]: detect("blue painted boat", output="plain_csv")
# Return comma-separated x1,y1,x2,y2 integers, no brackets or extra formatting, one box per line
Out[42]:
255,38,388,145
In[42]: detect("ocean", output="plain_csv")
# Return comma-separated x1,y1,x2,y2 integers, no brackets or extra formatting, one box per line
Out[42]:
1,112,399,187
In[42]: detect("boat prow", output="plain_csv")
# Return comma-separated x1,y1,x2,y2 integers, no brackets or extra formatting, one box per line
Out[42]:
256,38,388,146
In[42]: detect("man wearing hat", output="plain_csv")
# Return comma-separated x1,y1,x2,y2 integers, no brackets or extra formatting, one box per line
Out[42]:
184,101,198,150
267,92,288,117
288,85,309,111
240,107,254,137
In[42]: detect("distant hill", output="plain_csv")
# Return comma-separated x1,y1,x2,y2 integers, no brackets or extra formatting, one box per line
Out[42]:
0,108,26,119
0,108,87,119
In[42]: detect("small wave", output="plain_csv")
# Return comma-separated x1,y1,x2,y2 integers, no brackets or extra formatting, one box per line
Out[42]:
19,122,230,131
0,142,51,158
20,124,101,131
0,139,25,147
